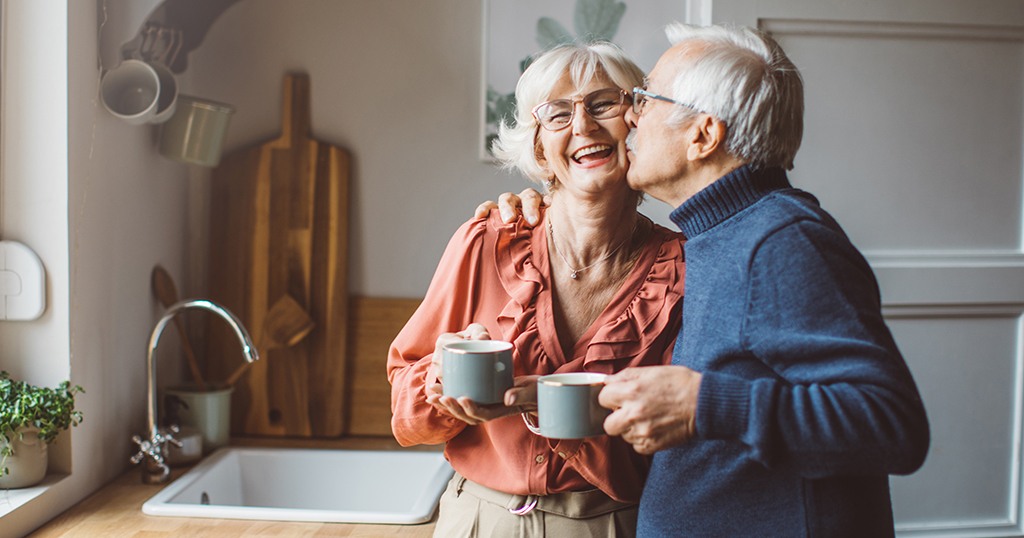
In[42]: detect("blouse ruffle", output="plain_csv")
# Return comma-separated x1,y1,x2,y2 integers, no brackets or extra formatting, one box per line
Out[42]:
493,212,685,374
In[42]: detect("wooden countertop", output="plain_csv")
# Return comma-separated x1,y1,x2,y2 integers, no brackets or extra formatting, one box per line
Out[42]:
29,437,439,538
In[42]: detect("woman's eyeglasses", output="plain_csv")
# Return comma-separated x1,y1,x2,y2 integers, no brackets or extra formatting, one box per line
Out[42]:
532,88,631,131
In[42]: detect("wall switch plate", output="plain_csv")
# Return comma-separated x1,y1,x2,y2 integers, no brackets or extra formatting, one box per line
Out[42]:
0,240,46,320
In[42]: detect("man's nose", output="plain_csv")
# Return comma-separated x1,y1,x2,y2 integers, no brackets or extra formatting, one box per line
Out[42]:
624,105,639,129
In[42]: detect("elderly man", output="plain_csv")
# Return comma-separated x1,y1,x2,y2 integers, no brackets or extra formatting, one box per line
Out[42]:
483,23,930,537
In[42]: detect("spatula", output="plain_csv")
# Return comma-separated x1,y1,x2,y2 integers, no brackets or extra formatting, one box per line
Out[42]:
151,265,208,390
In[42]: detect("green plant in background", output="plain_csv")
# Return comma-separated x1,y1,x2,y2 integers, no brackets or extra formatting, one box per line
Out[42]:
485,0,628,154
0,371,84,477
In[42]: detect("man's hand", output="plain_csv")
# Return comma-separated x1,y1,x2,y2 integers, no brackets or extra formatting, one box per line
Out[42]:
599,365,702,455
474,188,548,226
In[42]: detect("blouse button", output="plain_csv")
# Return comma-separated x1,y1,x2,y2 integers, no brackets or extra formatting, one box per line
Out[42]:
557,451,567,459
535,455,545,463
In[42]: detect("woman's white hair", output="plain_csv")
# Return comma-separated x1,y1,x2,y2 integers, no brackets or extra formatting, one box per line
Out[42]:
663,23,803,170
491,41,645,183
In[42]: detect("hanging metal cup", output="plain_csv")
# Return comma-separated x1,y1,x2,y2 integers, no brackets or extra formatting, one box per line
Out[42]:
159,95,236,167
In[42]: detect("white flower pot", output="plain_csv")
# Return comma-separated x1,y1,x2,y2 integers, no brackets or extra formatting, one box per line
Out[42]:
0,427,48,488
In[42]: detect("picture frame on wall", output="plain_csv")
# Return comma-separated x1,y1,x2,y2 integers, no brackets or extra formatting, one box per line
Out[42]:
480,0,691,161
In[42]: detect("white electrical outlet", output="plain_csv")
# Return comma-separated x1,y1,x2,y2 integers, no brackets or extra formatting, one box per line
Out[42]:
0,240,46,320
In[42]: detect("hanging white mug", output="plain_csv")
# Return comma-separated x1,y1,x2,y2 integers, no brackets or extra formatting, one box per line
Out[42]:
149,61,178,124
100,59,160,125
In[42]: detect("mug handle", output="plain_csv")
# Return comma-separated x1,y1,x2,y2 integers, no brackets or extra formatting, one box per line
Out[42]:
522,413,542,436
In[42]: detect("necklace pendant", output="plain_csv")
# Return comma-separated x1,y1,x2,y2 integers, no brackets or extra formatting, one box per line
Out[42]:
570,271,578,279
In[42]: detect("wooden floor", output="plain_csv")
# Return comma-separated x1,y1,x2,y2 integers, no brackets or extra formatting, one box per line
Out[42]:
29,437,439,538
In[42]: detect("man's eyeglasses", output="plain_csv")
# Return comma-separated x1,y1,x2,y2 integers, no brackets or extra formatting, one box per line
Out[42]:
532,88,631,131
632,87,703,116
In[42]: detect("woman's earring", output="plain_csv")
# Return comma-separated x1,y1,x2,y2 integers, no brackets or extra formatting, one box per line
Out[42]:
544,176,555,189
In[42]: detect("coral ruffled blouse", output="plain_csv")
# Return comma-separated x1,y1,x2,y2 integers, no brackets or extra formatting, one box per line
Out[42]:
387,210,686,503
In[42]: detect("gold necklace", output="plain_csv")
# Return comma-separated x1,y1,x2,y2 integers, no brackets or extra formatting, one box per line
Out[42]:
548,219,639,280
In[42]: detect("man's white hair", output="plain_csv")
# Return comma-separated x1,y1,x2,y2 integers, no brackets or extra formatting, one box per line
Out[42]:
663,23,803,170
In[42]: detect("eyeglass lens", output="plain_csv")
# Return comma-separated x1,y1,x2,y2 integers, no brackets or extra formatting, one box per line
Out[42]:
632,93,647,116
534,89,627,130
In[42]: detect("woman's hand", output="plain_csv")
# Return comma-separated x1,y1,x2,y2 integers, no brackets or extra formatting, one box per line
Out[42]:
474,188,548,226
430,323,491,382
427,375,540,426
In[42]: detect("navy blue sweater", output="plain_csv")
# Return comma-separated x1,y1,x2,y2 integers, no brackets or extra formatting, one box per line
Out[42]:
638,166,930,537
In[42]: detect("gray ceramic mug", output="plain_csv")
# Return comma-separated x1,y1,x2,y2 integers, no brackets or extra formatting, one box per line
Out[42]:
536,372,609,439
442,340,514,404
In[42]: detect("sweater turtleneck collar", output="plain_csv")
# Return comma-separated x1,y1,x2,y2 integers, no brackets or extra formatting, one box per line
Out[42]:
669,165,791,239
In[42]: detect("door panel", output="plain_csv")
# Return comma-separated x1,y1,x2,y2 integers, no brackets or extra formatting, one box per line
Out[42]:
764,20,1023,252
887,311,1021,530
703,1,1024,535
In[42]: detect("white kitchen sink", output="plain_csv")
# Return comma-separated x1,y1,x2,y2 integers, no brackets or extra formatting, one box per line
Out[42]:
142,446,453,524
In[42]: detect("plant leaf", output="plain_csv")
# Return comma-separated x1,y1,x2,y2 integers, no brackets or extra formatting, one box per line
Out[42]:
0,370,82,466
574,0,627,42
486,87,517,128
536,17,574,50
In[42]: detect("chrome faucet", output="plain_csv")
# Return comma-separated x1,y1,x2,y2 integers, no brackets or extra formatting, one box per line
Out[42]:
131,299,258,484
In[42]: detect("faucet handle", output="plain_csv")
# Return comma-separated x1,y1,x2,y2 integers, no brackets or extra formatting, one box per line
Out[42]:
164,424,184,448
130,426,181,464
132,428,180,483
131,434,159,464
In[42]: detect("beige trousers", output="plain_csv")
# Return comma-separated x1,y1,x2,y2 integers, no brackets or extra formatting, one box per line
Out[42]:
431,473,638,538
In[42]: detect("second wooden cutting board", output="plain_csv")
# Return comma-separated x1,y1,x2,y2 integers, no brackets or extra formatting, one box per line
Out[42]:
207,73,350,438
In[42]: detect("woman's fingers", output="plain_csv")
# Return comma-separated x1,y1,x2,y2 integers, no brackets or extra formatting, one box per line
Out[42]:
457,323,491,341
504,375,540,409
432,325,492,379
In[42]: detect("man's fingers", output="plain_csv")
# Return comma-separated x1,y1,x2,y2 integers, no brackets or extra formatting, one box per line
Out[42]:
603,406,633,437
497,192,523,223
518,188,544,226
597,374,635,409
474,201,498,220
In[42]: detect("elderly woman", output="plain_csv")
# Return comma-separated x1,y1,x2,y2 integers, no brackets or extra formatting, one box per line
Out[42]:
387,41,686,538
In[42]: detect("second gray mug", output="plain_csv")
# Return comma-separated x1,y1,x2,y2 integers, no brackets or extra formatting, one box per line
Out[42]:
442,340,514,404
537,372,609,439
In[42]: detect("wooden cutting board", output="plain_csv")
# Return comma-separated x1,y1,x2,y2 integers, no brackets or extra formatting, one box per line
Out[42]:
206,73,350,438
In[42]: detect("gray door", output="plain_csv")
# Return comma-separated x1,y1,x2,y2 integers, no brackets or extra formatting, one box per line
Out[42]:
684,1,1024,536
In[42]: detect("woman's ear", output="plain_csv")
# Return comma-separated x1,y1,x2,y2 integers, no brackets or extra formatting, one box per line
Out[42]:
534,138,550,174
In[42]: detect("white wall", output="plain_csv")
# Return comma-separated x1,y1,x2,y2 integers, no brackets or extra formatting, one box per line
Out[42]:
0,1,191,536
182,0,539,298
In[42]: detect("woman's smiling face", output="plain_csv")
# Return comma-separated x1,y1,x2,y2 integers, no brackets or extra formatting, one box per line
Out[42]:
535,72,632,198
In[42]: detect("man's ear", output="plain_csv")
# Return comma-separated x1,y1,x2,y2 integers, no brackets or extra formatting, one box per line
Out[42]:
686,115,727,161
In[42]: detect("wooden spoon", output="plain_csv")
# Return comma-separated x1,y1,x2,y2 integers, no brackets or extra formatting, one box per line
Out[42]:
151,265,207,390
221,294,315,389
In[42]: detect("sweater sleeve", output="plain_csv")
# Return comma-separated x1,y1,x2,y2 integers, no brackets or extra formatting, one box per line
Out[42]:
696,219,930,478
387,217,490,447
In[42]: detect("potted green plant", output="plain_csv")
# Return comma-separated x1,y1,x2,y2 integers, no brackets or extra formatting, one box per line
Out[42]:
0,371,83,488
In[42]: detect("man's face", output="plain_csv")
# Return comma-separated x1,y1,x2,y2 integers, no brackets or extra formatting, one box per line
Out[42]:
624,43,698,206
